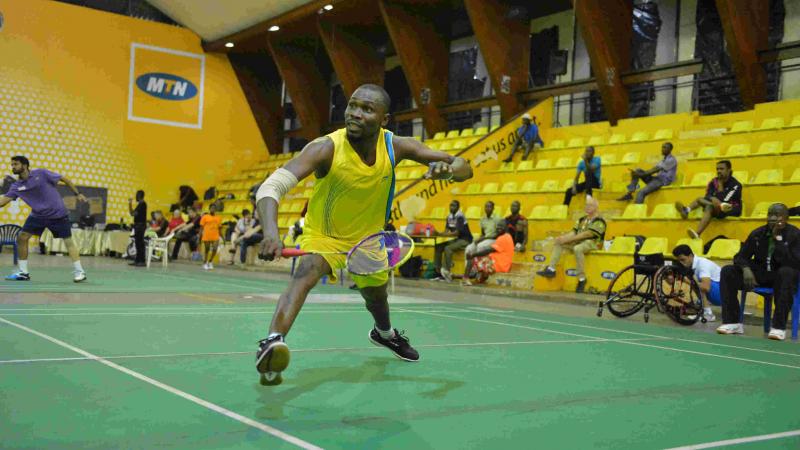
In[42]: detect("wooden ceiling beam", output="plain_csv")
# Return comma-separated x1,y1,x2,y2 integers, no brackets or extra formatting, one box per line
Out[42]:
317,21,385,98
573,0,632,125
463,0,529,122
716,0,769,108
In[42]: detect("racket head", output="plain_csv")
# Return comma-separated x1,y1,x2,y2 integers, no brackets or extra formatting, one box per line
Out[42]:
345,231,415,275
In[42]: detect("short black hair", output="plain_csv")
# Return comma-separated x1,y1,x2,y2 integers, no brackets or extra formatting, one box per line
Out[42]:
672,244,694,258
664,142,673,150
451,200,460,208
242,209,251,215
136,190,145,198
355,84,391,112
486,200,495,207
717,160,732,169
11,155,29,167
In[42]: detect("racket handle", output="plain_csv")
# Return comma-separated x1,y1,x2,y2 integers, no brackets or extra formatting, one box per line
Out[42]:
281,248,308,257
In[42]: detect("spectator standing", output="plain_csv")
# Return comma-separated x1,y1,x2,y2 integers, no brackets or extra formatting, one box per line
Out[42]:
199,204,222,270
129,190,147,267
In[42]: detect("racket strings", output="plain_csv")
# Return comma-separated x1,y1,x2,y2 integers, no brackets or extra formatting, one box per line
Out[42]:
346,232,414,275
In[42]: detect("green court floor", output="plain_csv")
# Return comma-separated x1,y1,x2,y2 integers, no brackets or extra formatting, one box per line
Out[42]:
1,258,800,449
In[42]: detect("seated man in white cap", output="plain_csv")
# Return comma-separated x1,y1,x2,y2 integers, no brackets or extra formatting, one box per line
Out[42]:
503,113,543,162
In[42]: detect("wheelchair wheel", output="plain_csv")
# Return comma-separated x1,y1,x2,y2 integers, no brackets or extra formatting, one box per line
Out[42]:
605,265,651,318
654,265,703,325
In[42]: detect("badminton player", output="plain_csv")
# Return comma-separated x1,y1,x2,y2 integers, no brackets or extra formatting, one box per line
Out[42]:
255,84,472,385
0,155,88,282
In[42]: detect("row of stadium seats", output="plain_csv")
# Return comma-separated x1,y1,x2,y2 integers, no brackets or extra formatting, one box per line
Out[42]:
427,125,499,143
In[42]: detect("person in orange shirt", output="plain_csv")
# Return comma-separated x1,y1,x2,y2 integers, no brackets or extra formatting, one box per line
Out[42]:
199,204,222,270
462,220,514,286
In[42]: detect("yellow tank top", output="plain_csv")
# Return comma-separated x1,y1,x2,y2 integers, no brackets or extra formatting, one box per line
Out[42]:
304,128,395,243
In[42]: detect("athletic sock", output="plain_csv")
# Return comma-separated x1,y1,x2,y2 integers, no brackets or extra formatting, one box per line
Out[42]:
267,332,283,341
18,260,28,273
376,326,396,340
73,261,84,272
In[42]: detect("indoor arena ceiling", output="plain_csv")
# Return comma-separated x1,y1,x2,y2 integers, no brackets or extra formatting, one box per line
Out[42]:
145,0,317,41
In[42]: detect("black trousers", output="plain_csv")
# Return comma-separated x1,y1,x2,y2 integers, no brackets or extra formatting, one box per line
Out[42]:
720,265,799,329
133,223,146,263
171,231,198,260
563,171,600,205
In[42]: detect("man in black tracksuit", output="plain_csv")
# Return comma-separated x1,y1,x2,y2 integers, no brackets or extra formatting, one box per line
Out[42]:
717,203,800,340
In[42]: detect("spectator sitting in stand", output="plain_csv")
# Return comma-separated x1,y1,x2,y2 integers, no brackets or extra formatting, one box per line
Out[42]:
503,113,544,162
433,200,472,282
170,206,201,260
462,220,514,286
505,200,528,252
166,208,184,235
675,160,743,239
564,146,602,206
617,142,677,204
150,210,168,237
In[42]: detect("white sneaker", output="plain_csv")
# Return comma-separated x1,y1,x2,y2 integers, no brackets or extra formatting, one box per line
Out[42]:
703,307,716,322
73,271,87,283
514,243,523,252
208,262,214,270
202,263,209,270
441,268,453,282
768,328,786,341
716,323,744,335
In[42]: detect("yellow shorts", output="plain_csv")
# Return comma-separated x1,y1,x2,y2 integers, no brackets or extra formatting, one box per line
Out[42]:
297,232,388,288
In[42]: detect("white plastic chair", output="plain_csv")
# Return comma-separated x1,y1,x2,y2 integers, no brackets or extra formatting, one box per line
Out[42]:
146,233,174,269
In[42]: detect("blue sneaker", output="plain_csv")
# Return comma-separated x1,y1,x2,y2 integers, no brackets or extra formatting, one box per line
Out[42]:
5,272,30,281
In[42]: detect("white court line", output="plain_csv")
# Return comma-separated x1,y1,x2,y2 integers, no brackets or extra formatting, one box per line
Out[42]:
0,309,465,317
0,337,670,365
665,429,800,449
403,309,800,370
0,316,321,450
463,308,800,359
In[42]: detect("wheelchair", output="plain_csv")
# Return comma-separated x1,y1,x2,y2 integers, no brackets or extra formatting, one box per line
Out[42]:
597,252,707,325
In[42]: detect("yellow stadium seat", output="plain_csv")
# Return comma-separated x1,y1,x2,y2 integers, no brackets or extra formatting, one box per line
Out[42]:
465,183,481,194
608,133,626,144
460,128,474,137
500,182,518,193
639,237,668,255
758,117,784,130
622,204,648,219
650,203,679,219
277,217,290,228
676,238,704,256
549,140,565,149
786,140,800,154
529,205,549,219
452,139,467,150
482,183,499,194
408,169,423,179
540,180,560,192
653,129,673,140
290,202,304,213
705,239,741,259
727,120,753,133
395,169,409,180
445,130,460,139
535,159,552,169
567,137,584,148
412,135,422,141
733,170,749,184
756,141,782,155
695,146,720,159
688,172,714,187
439,141,454,151
433,207,448,219
587,136,606,146
547,205,569,219
425,141,440,150
555,157,574,168
517,160,534,171
725,144,751,157
789,115,800,128
466,137,479,145
751,169,782,185
621,152,641,164
607,236,637,254
520,180,538,192
749,202,776,218
474,126,489,136
465,206,481,220
560,179,574,190
789,168,800,183
630,131,650,142
431,131,446,141
495,162,514,172
278,202,291,213
600,154,617,165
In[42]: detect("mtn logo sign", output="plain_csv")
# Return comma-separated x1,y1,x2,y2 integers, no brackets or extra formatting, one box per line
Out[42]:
136,73,198,100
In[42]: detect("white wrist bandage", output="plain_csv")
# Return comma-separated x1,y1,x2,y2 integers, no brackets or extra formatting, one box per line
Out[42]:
255,168,299,204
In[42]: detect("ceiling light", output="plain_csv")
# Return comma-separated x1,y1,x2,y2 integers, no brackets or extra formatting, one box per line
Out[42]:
323,4,333,11
225,42,234,48
268,25,280,32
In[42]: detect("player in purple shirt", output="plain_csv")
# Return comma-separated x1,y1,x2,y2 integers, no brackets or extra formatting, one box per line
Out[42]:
0,156,88,282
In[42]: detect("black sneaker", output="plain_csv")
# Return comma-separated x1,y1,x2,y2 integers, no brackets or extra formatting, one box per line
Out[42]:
369,328,420,362
536,267,556,278
617,192,633,201
255,335,290,386
576,278,587,293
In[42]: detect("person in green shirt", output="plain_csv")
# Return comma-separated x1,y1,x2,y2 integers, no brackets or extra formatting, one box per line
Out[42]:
462,201,501,278
536,197,606,293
